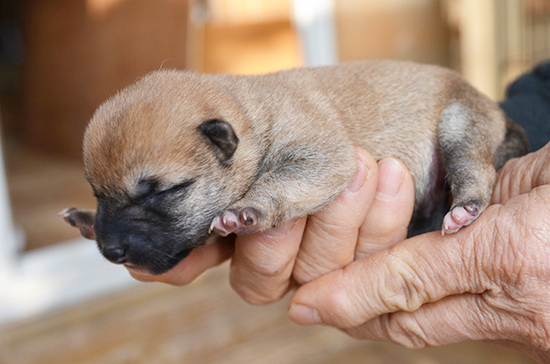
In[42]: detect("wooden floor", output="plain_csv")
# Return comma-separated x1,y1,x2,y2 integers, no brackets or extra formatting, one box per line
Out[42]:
0,263,536,364
0,18,537,364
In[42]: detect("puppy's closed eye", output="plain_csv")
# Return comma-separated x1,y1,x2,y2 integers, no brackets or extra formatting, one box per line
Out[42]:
135,179,195,202
161,179,196,196
135,179,160,200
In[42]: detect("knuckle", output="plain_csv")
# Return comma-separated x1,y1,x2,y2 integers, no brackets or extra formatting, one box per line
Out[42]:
237,293,275,306
345,313,439,349
229,261,291,305
385,313,432,349
293,252,351,285
229,277,287,305
236,246,292,280
379,254,429,313
254,261,287,279
308,214,357,239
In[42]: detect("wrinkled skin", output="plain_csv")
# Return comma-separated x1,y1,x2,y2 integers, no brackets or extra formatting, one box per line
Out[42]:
131,144,550,363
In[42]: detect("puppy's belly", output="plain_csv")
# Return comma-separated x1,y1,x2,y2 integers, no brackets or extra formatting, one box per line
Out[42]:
409,148,449,236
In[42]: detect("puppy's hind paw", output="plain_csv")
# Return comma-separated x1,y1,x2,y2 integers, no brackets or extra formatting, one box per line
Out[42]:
441,203,480,235
209,208,261,237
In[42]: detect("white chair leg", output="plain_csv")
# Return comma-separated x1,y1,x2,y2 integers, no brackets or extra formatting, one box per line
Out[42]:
292,0,338,67
0,126,20,280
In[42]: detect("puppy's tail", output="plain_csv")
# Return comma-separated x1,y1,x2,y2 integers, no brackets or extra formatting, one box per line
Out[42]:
493,117,530,170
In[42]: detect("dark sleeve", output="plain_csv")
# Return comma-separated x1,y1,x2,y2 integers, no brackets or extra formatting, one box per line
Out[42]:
499,61,550,152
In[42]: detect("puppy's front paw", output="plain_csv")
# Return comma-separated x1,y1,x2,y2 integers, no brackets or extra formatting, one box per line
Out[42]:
441,203,480,235
209,208,263,236
59,207,96,240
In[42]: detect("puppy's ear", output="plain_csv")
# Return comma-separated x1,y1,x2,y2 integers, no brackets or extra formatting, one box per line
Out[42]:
198,119,239,163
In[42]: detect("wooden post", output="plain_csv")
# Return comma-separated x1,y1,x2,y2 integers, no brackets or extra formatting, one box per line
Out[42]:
460,0,500,100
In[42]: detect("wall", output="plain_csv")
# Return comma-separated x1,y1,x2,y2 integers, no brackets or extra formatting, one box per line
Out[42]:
18,0,190,159
334,0,450,66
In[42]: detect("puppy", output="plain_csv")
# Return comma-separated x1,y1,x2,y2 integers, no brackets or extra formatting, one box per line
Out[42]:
61,60,529,274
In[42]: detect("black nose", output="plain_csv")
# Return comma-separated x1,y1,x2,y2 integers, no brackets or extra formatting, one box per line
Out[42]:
102,246,127,264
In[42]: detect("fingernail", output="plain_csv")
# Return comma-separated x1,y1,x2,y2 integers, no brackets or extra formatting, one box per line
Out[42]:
265,219,297,237
289,304,322,325
377,158,404,199
347,157,369,193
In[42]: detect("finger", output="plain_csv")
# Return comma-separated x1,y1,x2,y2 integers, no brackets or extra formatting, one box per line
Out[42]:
229,217,307,305
493,143,550,204
127,236,234,286
344,294,508,349
292,148,379,285
358,309,548,364
355,157,415,259
288,206,502,328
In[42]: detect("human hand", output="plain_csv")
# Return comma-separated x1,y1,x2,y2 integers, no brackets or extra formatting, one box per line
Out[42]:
228,148,414,304
128,148,415,306
288,143,550,363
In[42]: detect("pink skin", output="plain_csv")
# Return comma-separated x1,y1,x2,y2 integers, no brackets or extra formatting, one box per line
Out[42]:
210,208,260,236
441,204,480,234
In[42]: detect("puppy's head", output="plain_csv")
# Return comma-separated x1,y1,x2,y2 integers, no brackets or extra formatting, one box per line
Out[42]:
83,70,257,274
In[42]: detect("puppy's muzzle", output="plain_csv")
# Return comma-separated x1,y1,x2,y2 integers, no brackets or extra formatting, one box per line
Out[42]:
97,234,137,264
99,234,158,266
101,245,127,264
93,198,201,274
95,219,197,274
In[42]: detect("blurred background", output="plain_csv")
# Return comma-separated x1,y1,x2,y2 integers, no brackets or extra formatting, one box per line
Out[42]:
0,0,548,363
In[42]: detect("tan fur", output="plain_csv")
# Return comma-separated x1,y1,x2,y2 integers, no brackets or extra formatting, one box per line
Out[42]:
86,61,503,214
64,60,528,274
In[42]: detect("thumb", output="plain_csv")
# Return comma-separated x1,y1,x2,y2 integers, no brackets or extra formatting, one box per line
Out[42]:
493,143,550,204
287,205,505,329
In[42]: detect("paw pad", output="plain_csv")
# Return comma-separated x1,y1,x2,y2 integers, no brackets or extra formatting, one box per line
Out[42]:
210,208,260,236
441,203,480,235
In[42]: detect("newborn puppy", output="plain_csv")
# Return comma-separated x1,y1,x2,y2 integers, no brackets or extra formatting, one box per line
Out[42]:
61,60,528,274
